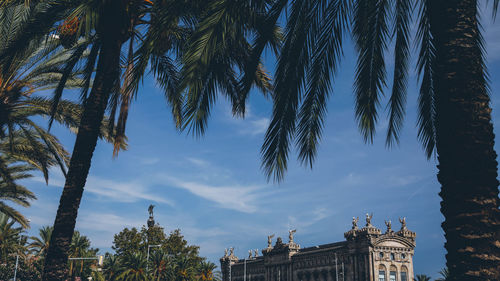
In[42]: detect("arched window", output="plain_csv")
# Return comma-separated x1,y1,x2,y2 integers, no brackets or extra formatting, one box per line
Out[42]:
378,265,387,281
389,265,397,281
400,266,408,281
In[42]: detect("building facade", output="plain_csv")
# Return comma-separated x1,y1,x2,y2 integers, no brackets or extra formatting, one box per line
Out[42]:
220,215,416,281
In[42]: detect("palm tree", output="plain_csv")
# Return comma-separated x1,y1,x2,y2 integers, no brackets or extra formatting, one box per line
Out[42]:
0,2,125,230
436,267,449,281
175,255,196,281
68,231,91,278
0,212,22,263
149,250,170,281
116,252,148,281
1,1,269,279
182,1,500,279
0,160,36,228
414,275,431,281
29,226,53,258
103,253,121,281
197,261,217,281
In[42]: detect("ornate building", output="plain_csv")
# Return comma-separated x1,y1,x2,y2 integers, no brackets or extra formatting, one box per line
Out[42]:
220,215,416,281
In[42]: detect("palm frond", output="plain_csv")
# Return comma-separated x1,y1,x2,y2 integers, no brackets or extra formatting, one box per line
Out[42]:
416,0,436,158
352,0,390,143
49,41,88,128
236,0,287,114
386,0,411,146
261,0,322,181
296,0,349,168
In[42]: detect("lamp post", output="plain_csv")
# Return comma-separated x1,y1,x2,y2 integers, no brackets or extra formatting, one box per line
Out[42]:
146,244,161,273
13,234,27,281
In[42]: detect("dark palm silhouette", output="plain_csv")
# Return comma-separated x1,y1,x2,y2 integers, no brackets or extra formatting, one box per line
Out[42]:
182,1,500,279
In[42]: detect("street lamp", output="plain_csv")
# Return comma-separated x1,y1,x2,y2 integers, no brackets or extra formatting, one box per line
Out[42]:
13,235,24,281
146,244,161,273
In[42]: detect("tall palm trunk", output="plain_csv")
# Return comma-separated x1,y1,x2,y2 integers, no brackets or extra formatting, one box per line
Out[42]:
433,1,500,280
42,1,126,280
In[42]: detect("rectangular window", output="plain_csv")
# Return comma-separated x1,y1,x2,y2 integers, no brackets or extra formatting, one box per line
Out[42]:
401,272,407,281
390,271,397,281
379,271,386,281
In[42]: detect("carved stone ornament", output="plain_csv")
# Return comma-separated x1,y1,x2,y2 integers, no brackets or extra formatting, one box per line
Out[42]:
352,217,359,230
385,220,392,233
289,229,297,243
267,234,275,248
399,217,407,230
366,213,373,227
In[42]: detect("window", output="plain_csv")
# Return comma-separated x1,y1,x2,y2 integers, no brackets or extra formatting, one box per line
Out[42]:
378,270,386,281
401,272,408,281
401,253,406,259
379,252,384,259
390,271,397,281
390,253,395,260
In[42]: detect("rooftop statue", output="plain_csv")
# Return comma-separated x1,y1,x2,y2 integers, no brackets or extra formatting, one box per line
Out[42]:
366,213,373,227
352,217,359,230
385,220,392,233
267,234,275,248
289,229,297,243
224,248,228,258
254,249,259,257
399,217,407,230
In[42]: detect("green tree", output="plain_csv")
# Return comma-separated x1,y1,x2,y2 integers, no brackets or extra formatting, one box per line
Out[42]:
436,267,449,281
149,249,171,281
112,227,144,258
0,161,36,228
0,2,123,230
0,212,22,262
68,231,92,279
0,1,200,278
103,253,121,281
197,261,217,281
183,1,500,279
29,225,53,258
116,252,148,281
415,275,431,281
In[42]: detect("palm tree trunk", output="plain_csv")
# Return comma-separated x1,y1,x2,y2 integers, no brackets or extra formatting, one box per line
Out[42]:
41,2,126,280
433,1,500,280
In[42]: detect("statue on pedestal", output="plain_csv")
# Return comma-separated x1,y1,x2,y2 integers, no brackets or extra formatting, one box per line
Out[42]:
352,217,359,230
288,229,297,244
399,217,407,230
365,213,373,227
254,249,259,257
267,234,275,248
147,204,155,228
385,220,392,233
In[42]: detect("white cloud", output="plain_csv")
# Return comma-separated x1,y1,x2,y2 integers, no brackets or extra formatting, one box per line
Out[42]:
160,175,263,213
186,157,210,167
29,174,175,206
238,118,270,136
85,177,174,206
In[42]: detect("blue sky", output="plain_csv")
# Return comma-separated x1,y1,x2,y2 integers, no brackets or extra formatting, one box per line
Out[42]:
17,7,500,280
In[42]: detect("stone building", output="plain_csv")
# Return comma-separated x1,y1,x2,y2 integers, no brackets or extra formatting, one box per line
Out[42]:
220,215,416,281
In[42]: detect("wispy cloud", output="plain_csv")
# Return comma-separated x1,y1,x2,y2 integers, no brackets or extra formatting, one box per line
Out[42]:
287,207,332,231
238,117,270,136
160,175,263,213
30,174,174,206
186,157,210,167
